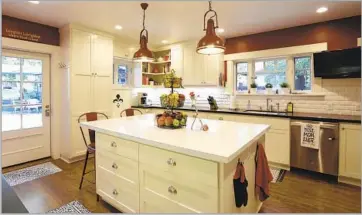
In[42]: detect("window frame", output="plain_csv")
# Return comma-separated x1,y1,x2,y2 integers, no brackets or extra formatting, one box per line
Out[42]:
253,57,288,90
234,54,314,94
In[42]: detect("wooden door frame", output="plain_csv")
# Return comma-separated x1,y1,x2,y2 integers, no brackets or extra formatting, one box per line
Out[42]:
2,37,62,161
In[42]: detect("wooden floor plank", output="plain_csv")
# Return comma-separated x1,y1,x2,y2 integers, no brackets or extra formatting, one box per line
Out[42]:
2,158,361,213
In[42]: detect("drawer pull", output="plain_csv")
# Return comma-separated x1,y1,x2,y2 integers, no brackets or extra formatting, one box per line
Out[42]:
113,189,118,195
168,186,177,194
167,158,176,166
112,163,118,169
111,141,117,147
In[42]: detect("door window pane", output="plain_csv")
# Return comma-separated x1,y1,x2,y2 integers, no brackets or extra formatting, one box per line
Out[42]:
2,106,22,131
2,56,21,81
236,62,248,92
294,57,311,91
254,59,287,90
2,56,43,131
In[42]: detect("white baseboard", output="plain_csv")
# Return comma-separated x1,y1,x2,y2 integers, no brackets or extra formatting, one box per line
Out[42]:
338,176,361,187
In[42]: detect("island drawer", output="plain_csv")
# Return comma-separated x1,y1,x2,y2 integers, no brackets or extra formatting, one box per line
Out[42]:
97,150,138,184
96,133,138,161
139,145,218,188
140,168,218,213
97,166,139,213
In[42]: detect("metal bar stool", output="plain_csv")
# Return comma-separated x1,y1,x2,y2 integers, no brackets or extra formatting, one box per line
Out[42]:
78,112,109,200
120,108,143,117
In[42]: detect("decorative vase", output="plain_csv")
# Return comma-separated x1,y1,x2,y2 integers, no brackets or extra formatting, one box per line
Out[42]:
282,88,289,94
266,88,273,94
250,88,257,94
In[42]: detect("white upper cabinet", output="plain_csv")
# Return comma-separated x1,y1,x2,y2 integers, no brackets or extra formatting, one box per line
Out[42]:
170,45,183,77
71,29,92,76
181,41,223,86
91,34,113,77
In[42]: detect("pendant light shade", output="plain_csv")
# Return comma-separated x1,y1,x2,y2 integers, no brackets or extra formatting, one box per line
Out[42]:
133,3,154,62
196,1,225,55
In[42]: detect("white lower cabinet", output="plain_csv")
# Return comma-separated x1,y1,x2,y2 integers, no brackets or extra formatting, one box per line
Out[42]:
96,131,263,213
339,123,361,185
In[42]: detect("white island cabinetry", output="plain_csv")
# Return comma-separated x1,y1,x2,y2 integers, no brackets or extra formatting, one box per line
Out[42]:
81,114,270,213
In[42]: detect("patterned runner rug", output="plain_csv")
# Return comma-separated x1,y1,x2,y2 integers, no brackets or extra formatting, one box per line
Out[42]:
3,162,62,186
270,167,287,183
48,200,91,213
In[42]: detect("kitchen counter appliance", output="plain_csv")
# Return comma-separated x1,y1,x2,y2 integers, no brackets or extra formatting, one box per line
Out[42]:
137,92,148,106
290,120,339,176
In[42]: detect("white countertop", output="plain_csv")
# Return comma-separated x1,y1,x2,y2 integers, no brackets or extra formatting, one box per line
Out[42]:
80,114,270,163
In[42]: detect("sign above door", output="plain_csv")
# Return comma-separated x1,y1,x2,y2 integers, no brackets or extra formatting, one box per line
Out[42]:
2,15,60,46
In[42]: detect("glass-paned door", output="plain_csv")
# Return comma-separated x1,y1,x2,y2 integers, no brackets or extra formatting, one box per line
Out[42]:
2,49,51,167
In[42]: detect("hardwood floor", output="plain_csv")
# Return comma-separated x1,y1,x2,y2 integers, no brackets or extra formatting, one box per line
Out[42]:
2,158,361,213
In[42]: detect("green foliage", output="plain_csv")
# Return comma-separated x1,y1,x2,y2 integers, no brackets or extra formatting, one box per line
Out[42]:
280,82,289,88
250,83,258,88
265,83,273,88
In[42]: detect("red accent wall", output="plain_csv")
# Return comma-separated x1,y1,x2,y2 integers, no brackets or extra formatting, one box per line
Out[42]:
225,16,361,54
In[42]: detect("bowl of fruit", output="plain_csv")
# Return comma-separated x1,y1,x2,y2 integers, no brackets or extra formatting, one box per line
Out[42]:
155,111,188,129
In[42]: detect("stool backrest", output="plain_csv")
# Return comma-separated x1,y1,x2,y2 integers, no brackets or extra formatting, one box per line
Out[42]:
78,112,109,149
120,108,143,117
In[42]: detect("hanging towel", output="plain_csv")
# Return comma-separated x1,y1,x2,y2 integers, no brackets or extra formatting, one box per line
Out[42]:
233,161,248,208
301,123,320,149
255,144,273,202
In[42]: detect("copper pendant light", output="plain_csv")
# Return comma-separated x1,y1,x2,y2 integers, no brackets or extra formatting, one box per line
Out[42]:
196,1,225,55
133,3,154,62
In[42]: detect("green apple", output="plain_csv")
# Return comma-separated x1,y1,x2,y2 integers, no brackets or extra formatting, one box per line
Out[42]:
173,119,180,127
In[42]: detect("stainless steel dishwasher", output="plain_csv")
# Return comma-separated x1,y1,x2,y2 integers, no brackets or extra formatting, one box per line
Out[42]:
290,120,339,176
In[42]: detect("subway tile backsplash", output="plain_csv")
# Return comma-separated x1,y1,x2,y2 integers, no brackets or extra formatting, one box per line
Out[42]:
133,79,361,116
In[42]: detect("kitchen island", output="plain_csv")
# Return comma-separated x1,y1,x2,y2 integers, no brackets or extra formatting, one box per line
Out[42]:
81,114,270,213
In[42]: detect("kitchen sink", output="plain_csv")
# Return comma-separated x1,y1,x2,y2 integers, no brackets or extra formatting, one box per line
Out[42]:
243,110,288,116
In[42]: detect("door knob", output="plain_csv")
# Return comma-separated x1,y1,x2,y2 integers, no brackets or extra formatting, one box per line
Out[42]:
328,137,335,141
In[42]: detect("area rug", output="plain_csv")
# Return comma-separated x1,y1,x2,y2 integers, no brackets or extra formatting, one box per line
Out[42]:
3,162,62,186
270,167,287,183
48,200,91,213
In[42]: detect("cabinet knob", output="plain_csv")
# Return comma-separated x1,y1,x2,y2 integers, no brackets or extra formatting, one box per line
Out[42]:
166,158,176,166
168,186,177,194
111,141,117,147
328,137,335,141
219,117,223,120
112,163,118,169
112,189,118,195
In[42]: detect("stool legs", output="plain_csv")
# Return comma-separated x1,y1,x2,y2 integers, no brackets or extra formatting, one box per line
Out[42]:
79,151,89,190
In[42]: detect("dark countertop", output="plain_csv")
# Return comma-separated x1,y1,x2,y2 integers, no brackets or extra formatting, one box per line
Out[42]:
2,176,28,213
132,105,361,124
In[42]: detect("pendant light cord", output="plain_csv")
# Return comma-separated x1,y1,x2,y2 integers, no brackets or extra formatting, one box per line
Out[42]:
142,8,146,30
203,0,218,30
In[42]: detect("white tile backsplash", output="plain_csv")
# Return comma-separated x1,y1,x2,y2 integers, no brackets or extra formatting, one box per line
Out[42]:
134,78,361,116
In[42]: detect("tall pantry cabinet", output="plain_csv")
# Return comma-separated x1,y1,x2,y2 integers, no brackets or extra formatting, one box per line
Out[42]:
60,24,114,161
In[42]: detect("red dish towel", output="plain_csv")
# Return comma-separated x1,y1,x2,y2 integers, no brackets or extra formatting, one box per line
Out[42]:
255,144,273,202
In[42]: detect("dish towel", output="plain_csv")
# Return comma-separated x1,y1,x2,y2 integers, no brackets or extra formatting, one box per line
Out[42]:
301,123,320,149
255,144,273,202
233,161,248,208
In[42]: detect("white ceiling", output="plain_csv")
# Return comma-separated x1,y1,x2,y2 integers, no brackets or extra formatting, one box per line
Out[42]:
2,1,361,48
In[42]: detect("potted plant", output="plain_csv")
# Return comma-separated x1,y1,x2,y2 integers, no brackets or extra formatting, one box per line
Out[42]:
280,82,290,94
250,83,257,94
265,83,273,94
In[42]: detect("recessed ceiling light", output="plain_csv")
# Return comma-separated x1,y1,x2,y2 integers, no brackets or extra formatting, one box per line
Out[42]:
316,7,328,13
114,25,123,30
161,40,169,44
28,1,40,4
217,28,225,33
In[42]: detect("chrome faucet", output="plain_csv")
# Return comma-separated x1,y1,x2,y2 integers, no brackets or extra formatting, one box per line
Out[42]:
266,98,272,111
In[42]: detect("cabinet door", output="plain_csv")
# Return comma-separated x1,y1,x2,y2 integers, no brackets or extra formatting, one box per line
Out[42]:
339,124,361,179
93,76,112,115
265,130,290,166
71,75,93,116
204,54,221,86
71,29,92,75
92,34,113,76
182,43,203,85
170,46,183,77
